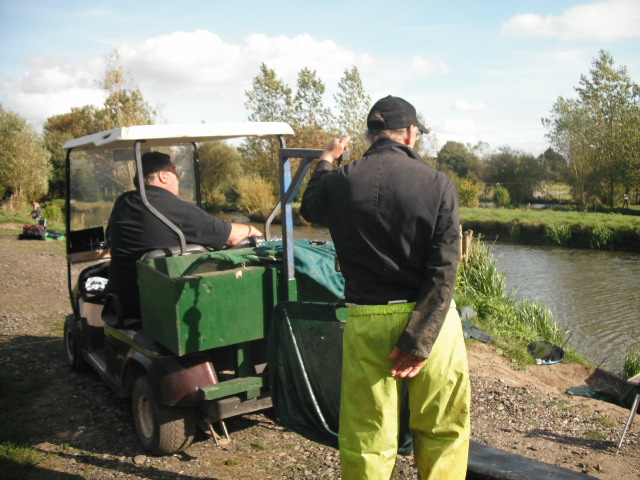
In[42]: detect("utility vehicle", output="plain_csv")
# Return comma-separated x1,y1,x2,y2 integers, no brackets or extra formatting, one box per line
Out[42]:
62,123,342,455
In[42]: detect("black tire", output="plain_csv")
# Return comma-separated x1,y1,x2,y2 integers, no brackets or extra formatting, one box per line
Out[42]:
131,374,196,455
64,316,88,371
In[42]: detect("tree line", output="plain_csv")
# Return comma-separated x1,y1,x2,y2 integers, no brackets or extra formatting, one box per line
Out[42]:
1,49,638,213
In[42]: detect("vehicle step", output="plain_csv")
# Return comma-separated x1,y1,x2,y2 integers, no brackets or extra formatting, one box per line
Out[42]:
199,376,264,400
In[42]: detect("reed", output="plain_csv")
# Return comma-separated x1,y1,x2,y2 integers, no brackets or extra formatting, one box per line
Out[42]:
622,346,640,380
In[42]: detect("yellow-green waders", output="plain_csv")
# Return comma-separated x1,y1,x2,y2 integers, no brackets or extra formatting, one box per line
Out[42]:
339,301,470,479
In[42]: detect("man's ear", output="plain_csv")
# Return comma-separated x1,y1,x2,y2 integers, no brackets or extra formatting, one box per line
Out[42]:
156,170,168,184
404,126,416,147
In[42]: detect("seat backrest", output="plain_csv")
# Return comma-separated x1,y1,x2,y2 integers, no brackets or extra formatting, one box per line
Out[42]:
140,244,208,261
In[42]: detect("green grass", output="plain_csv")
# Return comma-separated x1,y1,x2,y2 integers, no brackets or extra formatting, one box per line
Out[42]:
460,207,640,252
584,430,607,441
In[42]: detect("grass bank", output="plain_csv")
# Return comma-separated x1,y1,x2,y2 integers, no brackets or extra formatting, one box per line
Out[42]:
460,206,640,252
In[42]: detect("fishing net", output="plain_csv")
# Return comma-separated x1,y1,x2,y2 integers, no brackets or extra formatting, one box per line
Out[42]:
527,340,565,365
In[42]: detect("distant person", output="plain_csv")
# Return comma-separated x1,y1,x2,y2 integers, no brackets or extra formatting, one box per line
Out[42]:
301,95,470,479
106,151,261,318
31,201,42,220
623,193,630,208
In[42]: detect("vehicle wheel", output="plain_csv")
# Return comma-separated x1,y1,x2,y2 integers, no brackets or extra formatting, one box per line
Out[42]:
64,316,88,371
131,374,196,455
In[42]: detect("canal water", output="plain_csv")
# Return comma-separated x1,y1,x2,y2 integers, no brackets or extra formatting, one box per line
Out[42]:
237,216,639,375
488,243,640,375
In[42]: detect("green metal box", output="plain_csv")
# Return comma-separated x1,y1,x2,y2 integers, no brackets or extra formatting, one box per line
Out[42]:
137,250,281,356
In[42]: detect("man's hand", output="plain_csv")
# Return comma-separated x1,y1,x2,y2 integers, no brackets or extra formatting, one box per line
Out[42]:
319,136,351,164
227,223,262,246
387,347,426,379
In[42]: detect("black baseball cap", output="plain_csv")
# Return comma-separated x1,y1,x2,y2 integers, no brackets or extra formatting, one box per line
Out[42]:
367,95,429,134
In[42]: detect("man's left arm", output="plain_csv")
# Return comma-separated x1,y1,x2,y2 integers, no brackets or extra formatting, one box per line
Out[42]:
393,179,460,370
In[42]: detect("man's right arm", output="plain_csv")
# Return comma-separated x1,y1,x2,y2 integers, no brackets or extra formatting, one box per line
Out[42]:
300,137,350,225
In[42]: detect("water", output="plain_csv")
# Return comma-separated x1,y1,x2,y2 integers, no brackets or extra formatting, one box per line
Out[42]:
488,243,640,375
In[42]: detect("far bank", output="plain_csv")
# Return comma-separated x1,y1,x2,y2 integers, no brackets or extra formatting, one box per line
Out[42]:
459,206,640,253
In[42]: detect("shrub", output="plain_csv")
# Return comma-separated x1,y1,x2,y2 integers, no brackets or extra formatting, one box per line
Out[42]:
545,222,571,246
493,186,510,207
202,188,228,213
591,225,614,250
508,222,521,241
457,179,483,208
234,175,276,221
42,199,65,224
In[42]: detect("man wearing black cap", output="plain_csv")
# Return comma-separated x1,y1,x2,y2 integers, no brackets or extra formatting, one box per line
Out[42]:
107,151,261,318
301,96,470,479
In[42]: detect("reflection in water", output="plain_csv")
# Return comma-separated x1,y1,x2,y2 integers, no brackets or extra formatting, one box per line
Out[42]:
489,244,640,374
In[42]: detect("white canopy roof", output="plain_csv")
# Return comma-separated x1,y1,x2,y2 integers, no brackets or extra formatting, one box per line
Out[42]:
63,122,294,151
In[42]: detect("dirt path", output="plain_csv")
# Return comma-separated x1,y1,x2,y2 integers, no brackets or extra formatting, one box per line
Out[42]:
0,224,638,479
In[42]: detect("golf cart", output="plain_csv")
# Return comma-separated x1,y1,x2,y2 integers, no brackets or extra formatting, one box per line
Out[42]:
62,123,344,455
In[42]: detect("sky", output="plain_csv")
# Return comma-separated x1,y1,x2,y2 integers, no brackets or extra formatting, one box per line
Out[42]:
1,0,639,156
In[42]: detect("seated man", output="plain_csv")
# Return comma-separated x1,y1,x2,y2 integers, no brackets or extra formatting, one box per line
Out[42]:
106,151,261,318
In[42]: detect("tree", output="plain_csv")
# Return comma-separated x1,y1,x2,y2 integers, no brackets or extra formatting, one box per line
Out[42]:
290,68,332,149
437,141,474,178
0,105,51,205
42,51,157,200
334,66,371,160
198,141,242,206
484,147,544,204
543,97,594,203
576,50,640,207
543,50,640,206
241,63,293,185
539,147,568,184
97,50,156,129
43,105,101,198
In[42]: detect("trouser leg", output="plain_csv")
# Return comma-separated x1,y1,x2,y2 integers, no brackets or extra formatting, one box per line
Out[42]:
408,304,471,480
339,307,410,480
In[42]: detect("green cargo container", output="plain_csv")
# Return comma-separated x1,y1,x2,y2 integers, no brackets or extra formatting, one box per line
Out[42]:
137,249,281,356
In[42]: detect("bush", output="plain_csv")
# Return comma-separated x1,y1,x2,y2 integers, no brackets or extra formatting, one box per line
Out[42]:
42,199,65,224
591,225,614,250
234,175,276,222
457,179,483,208
545,222,572,246
493,186,510,207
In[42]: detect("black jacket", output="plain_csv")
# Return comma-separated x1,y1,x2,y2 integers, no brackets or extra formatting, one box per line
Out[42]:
300,138,460,357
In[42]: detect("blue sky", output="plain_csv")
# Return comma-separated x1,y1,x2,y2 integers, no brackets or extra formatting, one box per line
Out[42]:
1,0,639,156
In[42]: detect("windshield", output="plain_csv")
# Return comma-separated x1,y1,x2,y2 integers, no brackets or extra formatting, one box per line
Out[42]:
68,144,198,233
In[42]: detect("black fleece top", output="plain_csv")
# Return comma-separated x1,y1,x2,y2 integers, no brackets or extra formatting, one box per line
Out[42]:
300,138,460,357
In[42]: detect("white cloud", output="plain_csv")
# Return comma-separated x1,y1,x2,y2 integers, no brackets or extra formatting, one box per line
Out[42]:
409,55,453,75
435,118,478,145
501,0,640,42
4,30,376,129
454,100,488,112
